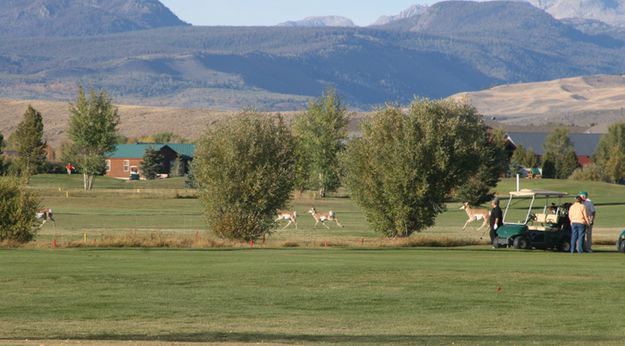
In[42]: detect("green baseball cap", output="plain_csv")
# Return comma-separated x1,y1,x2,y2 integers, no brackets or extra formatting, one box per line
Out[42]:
579,191,588,197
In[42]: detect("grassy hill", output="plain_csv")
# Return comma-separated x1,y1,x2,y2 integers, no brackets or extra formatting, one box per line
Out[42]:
0,98,374,148
452,74,625,131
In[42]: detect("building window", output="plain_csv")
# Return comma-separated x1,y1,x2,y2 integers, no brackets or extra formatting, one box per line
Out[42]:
123,160,130,172
105,160,111,172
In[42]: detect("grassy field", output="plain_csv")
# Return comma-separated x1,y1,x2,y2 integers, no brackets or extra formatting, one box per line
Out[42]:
1,175,625,344
26,175,625,247
1,248,625,345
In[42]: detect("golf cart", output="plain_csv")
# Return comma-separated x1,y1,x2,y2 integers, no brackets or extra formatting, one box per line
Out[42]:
618,230,625,253
493,189,571,251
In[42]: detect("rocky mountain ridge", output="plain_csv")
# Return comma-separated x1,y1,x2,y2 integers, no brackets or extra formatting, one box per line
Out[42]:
277,16,356,27
0,0,188,37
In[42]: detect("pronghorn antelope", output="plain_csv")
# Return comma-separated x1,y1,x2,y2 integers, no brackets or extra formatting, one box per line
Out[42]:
308,207,343,229
275,210,298,229
460,202,489,230
36,208,55,228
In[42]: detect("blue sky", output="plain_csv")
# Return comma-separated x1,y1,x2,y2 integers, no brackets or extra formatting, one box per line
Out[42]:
159,0,442,26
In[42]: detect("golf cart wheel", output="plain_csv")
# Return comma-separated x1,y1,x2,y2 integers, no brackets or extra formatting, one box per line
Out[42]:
492,237,501,249
513,236,529,250
619,240,625,253
559,240,571,253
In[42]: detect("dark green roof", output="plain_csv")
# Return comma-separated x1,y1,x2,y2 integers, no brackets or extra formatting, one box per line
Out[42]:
107,144,195,159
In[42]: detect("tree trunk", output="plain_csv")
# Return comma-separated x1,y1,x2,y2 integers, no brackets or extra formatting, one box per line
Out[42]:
318,173,326,198
87,174,95,191
83,173,88,191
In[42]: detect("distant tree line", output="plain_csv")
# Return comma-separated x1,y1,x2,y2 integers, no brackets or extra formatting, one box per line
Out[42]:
6,85,625,244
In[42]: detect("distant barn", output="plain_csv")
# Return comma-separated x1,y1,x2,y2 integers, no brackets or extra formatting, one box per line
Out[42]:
105,144,195,179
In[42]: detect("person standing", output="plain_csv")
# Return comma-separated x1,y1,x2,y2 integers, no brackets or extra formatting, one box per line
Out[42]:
579,191,596,252
489,199,503,244
569,195,590,254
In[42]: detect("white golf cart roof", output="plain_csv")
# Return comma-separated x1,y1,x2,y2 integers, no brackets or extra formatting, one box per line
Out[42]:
508,189,568,197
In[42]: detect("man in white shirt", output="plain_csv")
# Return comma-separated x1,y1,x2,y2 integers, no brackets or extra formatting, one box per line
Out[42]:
579,191,596,253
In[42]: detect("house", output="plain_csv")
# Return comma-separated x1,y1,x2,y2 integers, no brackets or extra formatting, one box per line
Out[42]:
105,143,195,179
506,132,602,167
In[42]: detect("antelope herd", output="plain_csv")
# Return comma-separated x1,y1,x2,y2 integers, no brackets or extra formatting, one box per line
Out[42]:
275,208,344,230
36,202,494,232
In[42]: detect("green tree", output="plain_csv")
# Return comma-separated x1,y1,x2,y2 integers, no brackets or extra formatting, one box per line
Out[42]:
510,144,538,169
153,132,186,143
140,146,163,180
67,86,120,190
455,128,509,205
594,123,625,183
0,132,5,175
13,106,47,179
541,128,578,179
569,163,608,182
194,112,296,241
293,89,349,197
342,99,488,238
0,177,41,243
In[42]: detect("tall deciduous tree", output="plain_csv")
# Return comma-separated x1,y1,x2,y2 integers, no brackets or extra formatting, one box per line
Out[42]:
541,128,578,179
194,112,296,241
455,128,509,205
68,86,120,190
510,144,539,169
140,146,163,180
342,99,488,238
14,106,47,179
293,89,349,197
594,123,625,183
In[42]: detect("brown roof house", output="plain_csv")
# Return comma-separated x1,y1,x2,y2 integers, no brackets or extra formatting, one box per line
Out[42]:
105,144,195,179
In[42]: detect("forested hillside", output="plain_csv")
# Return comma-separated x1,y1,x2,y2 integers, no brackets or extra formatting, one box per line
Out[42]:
0,1,624,109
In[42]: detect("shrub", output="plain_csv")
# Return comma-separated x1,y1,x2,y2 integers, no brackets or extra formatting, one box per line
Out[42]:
0,177,41,243
342,100,488,238
569,163,608,182
194,112,296,241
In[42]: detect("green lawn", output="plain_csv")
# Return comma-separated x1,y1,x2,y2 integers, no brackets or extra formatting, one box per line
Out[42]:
1,248,624,344
3,175,625,344
28,175,625,246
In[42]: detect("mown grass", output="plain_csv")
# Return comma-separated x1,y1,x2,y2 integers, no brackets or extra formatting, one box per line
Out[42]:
26,175,625,247
2,175,624,344
1,248,624,345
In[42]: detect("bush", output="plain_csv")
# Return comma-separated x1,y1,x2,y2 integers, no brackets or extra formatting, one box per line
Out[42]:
194,112,296,241
0,177,41,243
569,163,608,182
342,100,488,238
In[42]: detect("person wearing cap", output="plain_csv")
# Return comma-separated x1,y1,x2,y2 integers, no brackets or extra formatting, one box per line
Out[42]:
569,195,590,254
579,191,596,252
489,199,503,244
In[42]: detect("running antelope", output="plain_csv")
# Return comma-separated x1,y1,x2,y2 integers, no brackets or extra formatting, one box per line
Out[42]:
36,208,55,228
275,210,297,229
308,207,343,229
460,202,489,230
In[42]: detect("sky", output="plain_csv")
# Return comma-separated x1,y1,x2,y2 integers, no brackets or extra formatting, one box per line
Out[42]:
159,0,443,27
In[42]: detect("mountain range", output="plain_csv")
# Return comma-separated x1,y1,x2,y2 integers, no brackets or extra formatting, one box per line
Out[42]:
525,0,625,28
277,16,356,28
0,0,625,112
0,0,187,37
